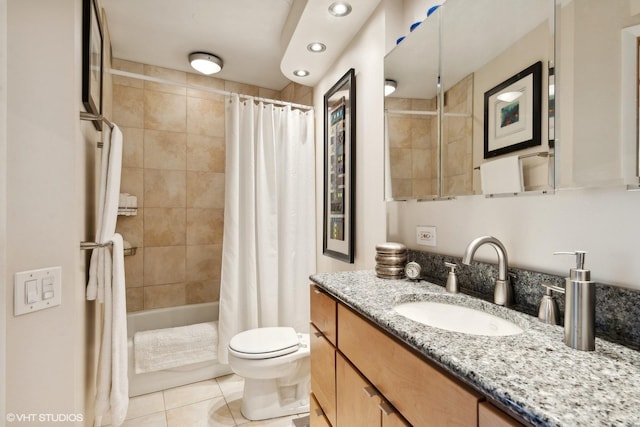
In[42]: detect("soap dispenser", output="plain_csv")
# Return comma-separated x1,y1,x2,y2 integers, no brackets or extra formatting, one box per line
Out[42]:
554,251,595,351
444,262,458,293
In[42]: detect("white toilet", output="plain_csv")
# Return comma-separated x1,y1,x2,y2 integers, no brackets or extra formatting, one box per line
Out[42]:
227,326,310,421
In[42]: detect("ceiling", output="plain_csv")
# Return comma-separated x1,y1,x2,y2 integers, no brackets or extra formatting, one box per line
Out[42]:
101,0,381,91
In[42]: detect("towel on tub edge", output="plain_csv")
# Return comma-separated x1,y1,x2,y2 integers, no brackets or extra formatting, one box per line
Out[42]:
134,321,218,374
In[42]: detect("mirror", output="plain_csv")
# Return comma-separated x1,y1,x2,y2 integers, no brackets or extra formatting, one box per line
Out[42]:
384,0,555,200
384,11,440,200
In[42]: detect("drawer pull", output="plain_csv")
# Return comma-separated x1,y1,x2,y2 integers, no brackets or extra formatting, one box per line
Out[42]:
314,408,325,417
313,331,324,338
379,401,396,416
363,386,380,398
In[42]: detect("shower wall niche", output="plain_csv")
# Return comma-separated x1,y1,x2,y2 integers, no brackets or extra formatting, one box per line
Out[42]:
112,59,312,312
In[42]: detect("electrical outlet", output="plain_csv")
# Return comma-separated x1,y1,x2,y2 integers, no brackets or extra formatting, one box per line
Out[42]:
416,226,437,247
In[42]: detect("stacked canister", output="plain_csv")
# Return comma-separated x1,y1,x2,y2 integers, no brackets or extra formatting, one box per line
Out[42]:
375,242,407,279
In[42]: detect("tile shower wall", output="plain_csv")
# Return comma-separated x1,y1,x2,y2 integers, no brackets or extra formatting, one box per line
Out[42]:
112,59,312,312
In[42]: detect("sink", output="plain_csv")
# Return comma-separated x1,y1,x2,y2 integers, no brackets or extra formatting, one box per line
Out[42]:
393,300,524,336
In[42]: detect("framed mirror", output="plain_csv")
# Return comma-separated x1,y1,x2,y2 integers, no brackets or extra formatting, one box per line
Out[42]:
323,68,356,263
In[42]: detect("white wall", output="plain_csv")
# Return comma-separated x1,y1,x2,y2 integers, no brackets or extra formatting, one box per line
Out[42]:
314,3,387,272
0,0,7,420
6,0,96,420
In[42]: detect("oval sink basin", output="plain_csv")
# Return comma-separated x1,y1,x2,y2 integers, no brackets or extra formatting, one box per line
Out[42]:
393,301,524,336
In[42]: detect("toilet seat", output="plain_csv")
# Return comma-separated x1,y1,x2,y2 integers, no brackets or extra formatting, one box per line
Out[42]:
229,327,300,360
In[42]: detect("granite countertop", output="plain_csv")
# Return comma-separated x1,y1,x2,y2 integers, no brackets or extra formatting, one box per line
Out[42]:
310,270,640,427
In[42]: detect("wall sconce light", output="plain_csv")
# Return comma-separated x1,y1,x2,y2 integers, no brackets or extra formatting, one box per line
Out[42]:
384,79,397,96
189,52,223,75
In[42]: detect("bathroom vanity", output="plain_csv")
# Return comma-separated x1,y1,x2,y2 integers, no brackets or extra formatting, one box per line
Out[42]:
309,271,640,426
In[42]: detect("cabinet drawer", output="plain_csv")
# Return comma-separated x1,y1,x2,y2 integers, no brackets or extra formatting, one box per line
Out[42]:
338,304,481,426
310,393,332,427
336,353,382,426
311,324,336,426
310,285,337,345
479,402,524,427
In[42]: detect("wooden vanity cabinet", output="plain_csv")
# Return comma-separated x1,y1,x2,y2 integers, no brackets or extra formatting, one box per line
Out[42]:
310,285,337,427
479,402,524,427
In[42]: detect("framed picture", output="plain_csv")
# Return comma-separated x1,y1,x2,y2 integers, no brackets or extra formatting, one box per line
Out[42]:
484,61,542,158
323,69,355,263
82,0,104,130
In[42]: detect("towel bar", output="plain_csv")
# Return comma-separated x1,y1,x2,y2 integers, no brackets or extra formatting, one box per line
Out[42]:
80,241,113,250
80,111,115,130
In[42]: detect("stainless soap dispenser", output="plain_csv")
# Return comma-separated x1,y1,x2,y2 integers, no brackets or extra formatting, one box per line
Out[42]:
554,251,595,351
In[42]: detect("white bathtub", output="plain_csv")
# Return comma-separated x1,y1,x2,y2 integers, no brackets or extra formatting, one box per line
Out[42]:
127,302,232,397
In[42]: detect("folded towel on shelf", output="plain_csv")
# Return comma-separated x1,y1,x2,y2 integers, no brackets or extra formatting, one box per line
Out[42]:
118,193,138,216
134,321,219,374
480,155,524,195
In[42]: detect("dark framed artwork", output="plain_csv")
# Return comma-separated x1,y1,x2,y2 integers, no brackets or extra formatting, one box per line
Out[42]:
484,61,542,158
82,0,104,130
323,68,355,263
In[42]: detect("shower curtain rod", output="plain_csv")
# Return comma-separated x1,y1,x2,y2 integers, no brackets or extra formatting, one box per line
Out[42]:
108,69,314,111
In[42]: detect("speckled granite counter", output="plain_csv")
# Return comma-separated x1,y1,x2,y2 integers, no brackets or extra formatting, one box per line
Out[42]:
310,270,640,427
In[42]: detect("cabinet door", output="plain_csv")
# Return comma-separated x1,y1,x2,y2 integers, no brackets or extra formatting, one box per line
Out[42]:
338,304,481,426
311,324,336,426
479,402,524,427
336,353,382,427
310,393,332,427
310,285,337,345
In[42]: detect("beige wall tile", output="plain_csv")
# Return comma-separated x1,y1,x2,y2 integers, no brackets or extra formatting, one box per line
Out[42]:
186,134,224,172
121,127,144,168
144,283,186,310
126,288,144,312
391,179,412,199
120,167,144,207
186,244,222,282
144,90,186,132
186,280,220,304
144,246,186,285
186,73,225,101
116,210,144,248
113,85,144,128
412,149,432,180
112,58,144,88
144,169,186,208
390,148,412,179
186,208,223,245
186,171,225,208
144,129,187,170
224,81,259,97
258,87,280,100
124,247,144,288
144,64,187,96
387,115,411,148
144,208,186,247
186,97,225,137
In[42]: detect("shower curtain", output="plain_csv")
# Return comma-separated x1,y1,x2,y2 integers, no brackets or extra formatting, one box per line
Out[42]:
217,94,315,363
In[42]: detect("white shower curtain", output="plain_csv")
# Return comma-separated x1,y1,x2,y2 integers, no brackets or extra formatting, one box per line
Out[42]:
217,94,315,363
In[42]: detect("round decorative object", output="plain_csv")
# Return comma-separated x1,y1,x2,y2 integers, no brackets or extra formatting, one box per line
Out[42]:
375,242,407,254
404,261,422,280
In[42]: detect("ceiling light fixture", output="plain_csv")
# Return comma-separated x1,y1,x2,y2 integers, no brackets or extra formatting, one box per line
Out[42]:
329,2,352,17
384,79,397,96
293,69,310,77
189,52,223,75
307,42,327,53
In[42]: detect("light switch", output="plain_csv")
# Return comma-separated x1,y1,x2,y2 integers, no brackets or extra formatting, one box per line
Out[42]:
14,267,62,316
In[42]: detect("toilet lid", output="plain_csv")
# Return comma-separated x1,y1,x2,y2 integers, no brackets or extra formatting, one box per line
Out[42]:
228,327,300,359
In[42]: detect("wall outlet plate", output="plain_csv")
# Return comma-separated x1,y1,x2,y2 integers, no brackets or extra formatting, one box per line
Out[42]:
416,226,437,247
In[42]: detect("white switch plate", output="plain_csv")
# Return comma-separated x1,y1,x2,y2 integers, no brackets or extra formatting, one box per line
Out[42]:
416,226,437,247
14,267,62,316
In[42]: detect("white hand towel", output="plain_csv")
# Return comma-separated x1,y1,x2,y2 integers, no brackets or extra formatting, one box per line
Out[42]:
480,156,524,195
87,125,123,302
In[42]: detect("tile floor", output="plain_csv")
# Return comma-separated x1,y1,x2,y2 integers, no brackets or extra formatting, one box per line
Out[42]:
103,374,309,427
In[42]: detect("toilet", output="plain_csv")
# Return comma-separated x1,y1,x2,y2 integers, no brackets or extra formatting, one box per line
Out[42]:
227,326,310,421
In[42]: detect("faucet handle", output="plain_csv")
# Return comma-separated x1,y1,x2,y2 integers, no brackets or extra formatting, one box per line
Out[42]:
444,261,457,272
553,251,587,269
541,282,565,295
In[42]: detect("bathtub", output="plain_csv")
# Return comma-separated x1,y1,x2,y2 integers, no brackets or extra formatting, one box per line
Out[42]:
127,302,232,397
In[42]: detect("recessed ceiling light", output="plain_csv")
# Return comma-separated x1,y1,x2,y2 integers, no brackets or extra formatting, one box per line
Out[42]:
329,2,352,17
307,42,327,53
384,79,397,96
189,52,223,75
293,69,310,77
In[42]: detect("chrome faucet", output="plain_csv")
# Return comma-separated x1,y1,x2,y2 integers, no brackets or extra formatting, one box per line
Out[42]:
461,236,512,306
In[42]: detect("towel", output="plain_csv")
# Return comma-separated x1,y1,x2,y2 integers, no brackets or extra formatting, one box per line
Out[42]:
134,321,219,374
87,125,123,302
93,234,129,427
480,156,524,195
118,193,138,215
